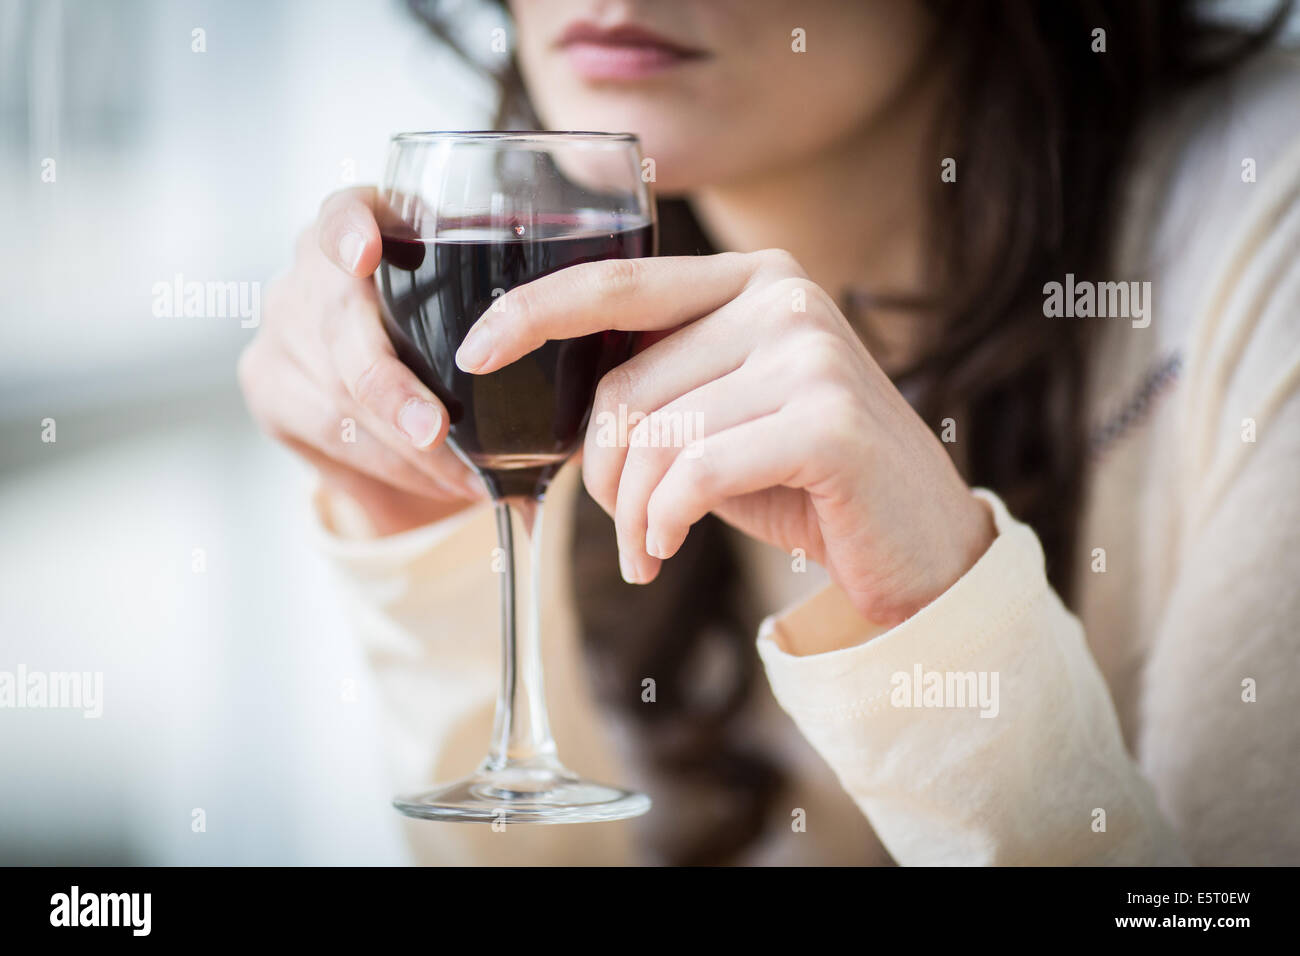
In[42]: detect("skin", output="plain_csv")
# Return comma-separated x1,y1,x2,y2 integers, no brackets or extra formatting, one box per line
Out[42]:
239,0,995,639
238,188,488,534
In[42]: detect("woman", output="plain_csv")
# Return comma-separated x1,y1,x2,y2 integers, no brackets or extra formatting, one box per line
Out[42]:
238,0,1300,865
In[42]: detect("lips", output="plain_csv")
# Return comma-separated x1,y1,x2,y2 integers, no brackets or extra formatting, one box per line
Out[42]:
556,22,708,81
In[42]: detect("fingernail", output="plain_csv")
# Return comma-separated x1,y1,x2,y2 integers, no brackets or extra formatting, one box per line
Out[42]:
456,323,493,372
338,231,365,273
398,399,442,448
644,532,665,560
619,549,642,585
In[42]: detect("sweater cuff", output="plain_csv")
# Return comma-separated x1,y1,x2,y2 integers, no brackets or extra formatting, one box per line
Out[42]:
756,489,1049,724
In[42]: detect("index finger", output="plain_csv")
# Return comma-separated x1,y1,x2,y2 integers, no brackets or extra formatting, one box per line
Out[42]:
454,250,789,374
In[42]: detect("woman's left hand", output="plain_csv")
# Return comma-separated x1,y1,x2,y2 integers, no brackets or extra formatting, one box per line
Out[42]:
455,250,995,628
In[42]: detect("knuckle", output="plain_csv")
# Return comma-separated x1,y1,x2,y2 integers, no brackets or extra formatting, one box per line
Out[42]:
502,282,538,329
791,332,848,381
326,293,383,352
767,330,842,391
715,251,751,280
768,275,830,309
348,354,392,410
807,393,862,455
330,286,364,319
759,277,834,333
625,426,675,473
753,247,805,277
627,413,655,448
594,363,637,411
675,442,716,494
589,257,641,299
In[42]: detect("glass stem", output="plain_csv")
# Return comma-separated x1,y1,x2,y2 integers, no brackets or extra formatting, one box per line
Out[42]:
485,495,558,770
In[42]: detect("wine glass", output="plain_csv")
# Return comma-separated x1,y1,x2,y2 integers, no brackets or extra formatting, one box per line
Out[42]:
375,131,654,823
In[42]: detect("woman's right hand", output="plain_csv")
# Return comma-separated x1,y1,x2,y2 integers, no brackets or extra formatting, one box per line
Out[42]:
238,186,486,536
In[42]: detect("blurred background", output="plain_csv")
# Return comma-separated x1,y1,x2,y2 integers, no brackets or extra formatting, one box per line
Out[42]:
0,0,502,865
2,0,1298,866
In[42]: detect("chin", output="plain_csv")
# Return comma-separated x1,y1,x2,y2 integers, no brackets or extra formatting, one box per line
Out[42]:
625,139,711,194
547,110,736,194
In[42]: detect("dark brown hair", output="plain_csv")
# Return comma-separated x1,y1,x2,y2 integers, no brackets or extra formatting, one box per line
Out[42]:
407,0,1291,864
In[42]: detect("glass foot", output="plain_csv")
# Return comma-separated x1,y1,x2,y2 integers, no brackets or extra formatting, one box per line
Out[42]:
394,762,651,824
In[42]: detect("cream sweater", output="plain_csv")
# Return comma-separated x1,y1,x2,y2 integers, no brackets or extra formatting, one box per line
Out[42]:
315,57,1300,865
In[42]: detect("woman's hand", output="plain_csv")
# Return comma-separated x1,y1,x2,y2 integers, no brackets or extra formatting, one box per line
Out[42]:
455,249,995,628
238,187,485,536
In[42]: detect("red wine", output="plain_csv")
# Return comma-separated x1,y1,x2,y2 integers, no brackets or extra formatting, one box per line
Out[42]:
377,218,652,498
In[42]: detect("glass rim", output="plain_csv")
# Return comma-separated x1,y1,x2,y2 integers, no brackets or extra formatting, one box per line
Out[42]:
390,130,639,145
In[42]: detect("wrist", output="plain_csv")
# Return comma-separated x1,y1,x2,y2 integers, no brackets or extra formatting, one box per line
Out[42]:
918,493,997,616
854,492,997,630
317,474,474,538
